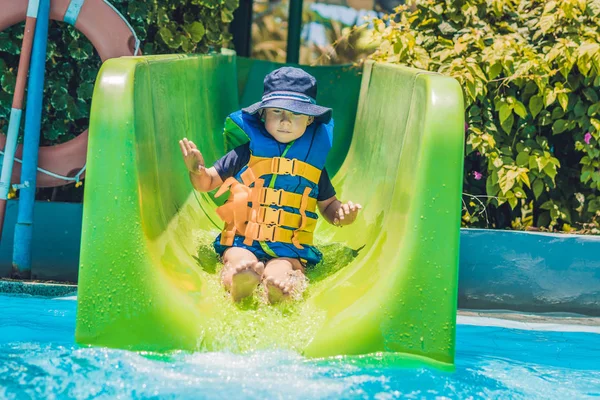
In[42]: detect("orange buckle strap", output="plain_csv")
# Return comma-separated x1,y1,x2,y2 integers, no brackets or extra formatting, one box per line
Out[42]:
243,179,265,246
220,228,236,246
216,177,255,246
258,207,284,226
244,222,314,246
242,156,322,186
292,187,312,249
257,187,318,212
253,206,318,231
271,157,298,176
215,177,238,198
260,187,284,206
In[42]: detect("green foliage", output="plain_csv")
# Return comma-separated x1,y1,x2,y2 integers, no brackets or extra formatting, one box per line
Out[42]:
368,0,600,231
0,0,237,146
251,0,377,65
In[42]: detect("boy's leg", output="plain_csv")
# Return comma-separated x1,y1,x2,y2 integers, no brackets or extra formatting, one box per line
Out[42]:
221,247,265,301
262,257,306,304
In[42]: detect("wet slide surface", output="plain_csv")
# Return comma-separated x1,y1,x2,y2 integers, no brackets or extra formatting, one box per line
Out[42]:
76,52,464,366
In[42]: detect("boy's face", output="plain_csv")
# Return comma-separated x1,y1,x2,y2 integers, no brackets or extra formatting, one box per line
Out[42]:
262,108,314,143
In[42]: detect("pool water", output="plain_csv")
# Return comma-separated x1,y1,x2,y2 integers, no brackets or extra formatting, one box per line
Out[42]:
1,294,598,399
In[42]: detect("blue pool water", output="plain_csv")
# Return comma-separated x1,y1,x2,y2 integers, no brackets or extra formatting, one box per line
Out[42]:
1,294,599,399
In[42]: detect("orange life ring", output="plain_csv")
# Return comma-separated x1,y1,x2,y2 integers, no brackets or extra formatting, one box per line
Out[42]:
0,0,138,187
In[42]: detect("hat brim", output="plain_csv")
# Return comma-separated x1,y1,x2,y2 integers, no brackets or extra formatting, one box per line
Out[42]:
242,98,332,124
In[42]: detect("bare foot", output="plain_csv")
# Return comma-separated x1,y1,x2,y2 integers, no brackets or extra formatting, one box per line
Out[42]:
229,261,265,301
263,270,308,304
263,276,294,304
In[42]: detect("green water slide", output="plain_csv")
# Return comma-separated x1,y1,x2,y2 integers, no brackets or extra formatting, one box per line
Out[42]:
76,51,464,366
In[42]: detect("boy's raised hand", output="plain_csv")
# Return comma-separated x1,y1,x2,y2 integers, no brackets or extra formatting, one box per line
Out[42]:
179,138,205,174
333,200,362,226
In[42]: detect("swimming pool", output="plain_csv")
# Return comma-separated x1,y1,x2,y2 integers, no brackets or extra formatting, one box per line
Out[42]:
1,294,598,399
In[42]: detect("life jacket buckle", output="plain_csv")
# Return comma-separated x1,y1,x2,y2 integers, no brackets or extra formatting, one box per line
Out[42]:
260,207,284,226
256,224,276,242
261,188,283,206
272,157,297,176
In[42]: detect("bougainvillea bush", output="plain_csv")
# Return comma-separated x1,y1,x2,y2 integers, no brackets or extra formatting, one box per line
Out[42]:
368,0,600,231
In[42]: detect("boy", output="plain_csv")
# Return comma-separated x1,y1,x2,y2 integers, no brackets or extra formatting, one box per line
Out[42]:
179,67,361,303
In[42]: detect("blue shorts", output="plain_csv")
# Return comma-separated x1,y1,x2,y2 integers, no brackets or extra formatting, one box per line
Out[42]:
213,234,323,267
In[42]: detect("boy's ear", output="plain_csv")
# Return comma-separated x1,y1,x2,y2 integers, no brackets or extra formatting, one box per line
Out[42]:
307,116,314,125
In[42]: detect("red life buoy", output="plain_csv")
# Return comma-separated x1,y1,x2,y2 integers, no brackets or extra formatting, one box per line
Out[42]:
0,0,138,187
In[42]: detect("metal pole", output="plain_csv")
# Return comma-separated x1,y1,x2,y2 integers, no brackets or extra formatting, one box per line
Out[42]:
286,0,303,64
230,0,253,57
0,0,40,241
12,0,50,279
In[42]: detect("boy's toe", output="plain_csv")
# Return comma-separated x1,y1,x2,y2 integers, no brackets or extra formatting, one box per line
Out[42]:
254,262,265,276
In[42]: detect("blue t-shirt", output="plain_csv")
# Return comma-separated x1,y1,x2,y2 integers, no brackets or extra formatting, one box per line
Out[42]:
213,142,336,201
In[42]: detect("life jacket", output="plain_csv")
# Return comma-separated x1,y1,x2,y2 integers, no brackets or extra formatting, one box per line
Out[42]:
215,110,333,256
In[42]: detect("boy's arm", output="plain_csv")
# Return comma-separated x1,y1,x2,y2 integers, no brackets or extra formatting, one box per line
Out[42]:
318,196,341,225
318,196,362,226
189,167,223,192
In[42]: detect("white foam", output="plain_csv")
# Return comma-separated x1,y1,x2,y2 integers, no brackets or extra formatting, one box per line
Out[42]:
53,295,77,301
457,315,600,334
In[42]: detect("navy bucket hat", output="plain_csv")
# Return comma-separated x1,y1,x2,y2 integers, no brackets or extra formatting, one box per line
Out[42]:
242,67,332,124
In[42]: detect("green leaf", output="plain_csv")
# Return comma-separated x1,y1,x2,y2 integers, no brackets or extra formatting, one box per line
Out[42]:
539,110,553,126
519,171,531,188
221,9,234,23
516,151,529,167
0,69,16,94
551,107,565,119
558,93,569,112
537,212,551,228
529,95,543,118
534,155,549,171
583,88,599,103
533,179,544,199
47,119,67,141
486,177,500,196
538,15,555,33
507,194,518,209
0,35,19,54
543,163,557,182
498,103,511,124
574,100,587,117
513,101,527,118
76,82,94,100
50,88,69,111
552,119,568,135
591,118,600,132
158,27,174,44
188,21,205,42
501,113,514,134
488,63,502,80
544,90,556,107
68,40,93,61
438,21,457,35
499,169,519,194
513,186,527,199
588,103,600,117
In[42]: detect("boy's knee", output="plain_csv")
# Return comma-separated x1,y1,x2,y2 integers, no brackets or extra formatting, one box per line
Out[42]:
265,257,304,273
223,247,257,263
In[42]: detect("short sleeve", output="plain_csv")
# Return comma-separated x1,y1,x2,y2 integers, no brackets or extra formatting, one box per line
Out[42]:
317,168,336,201
212,143,251,181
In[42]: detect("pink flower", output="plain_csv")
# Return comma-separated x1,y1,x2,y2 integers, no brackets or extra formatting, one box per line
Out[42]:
473,171,483,180
584,132,592,145
465,122,469,132
476,151,481,156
